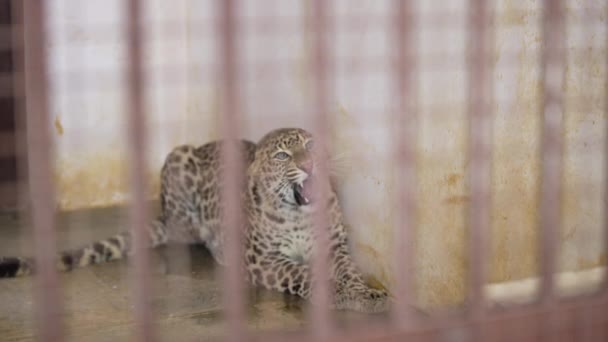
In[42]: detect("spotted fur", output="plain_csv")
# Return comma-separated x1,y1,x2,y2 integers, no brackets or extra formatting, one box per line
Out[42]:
0,128,389,313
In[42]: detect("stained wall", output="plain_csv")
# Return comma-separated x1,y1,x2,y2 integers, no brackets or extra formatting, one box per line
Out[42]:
47,0,607,309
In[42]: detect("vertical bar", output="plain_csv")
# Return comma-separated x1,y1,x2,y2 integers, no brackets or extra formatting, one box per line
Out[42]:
392,0,417,329
218,1,246,341
539,0,566,340
467,2,494,340
310,0,333,339
125,0,154,341
467,0,492,315
605,0,608,304
578,306,594,342
604,0,608,304
539,0,565,305
586,5,608,334
22,1,64,341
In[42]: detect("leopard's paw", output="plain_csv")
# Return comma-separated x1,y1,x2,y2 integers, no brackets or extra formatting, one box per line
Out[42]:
335,287,390,313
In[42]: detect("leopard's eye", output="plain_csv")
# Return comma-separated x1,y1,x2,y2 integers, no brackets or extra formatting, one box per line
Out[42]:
274,151,290,160
304,140,314,150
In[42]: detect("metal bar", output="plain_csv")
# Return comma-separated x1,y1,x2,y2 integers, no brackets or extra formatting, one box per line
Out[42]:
539,0,565,305
46,51,598,93
604,0,608,306
604,0,608,303
539,0,566,340
42,9,603,46
310,0,333,339
579,305,594,342
125,0,155,341
582,1,606,339
22,1,64,341
218,0,247,341
255,294,608,342
392,0,417,330
467,0,493,324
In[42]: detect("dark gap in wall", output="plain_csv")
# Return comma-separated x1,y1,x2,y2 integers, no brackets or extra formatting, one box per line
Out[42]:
0,0,18,211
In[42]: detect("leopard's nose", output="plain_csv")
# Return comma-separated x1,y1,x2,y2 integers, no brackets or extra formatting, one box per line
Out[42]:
299,158,314,175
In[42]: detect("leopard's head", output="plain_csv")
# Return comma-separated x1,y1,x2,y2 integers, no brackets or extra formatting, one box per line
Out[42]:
249,128,317,208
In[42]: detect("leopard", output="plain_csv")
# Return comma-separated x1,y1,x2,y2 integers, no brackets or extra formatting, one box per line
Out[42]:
0,127,389,313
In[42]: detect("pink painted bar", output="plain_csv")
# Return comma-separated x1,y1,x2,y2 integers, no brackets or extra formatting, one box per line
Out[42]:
309,0,333,339
539,0,566,340
604,0,608,327
22,1,64,340
466,0,492,319
218,0,247,341
466,1,495,340
256,294,608,341
392,0,418,330
539,0,565,305
125,0,155,341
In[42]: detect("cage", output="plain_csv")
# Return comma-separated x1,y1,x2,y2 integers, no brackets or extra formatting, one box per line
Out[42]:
0,0,607,341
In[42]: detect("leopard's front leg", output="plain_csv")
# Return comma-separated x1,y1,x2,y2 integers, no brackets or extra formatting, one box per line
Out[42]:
250,246,389,313
248,252,313,299
330,242,390,313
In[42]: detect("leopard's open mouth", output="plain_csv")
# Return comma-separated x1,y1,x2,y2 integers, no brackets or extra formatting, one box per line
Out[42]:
293,178,313,206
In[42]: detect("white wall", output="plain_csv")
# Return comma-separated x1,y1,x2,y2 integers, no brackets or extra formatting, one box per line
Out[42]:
47,0,607,309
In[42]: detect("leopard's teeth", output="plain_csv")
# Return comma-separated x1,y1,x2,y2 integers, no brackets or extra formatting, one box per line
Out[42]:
303,197,310,204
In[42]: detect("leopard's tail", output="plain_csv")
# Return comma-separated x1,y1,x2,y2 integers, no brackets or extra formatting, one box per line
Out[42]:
0,218,168,278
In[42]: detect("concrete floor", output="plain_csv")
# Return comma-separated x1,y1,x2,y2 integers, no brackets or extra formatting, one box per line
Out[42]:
0,205,382,341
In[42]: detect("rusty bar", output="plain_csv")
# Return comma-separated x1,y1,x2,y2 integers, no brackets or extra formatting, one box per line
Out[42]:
125,0,155,341
22,1,64,341
539,0,565,305
392,0,417,329
466,0,493,323
309,0,333,339
218,0,247,341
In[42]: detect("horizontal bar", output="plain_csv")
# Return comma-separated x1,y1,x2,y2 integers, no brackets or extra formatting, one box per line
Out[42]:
125,0,155,341
22,0,64,340
45,8,607,47
253,293,608,342
40,47,607,94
